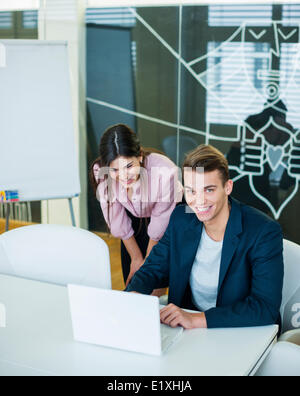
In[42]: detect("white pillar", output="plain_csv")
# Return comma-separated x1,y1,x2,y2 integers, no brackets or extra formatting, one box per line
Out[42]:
38,0,88,229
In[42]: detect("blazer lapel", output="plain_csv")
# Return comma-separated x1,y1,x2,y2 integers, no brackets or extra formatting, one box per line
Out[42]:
218,198,243,294
173,213,203,306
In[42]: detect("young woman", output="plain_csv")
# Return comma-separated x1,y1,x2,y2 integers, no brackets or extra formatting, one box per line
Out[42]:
91,123,182,296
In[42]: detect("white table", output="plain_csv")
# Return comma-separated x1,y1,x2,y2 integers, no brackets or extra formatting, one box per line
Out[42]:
0,274,278,376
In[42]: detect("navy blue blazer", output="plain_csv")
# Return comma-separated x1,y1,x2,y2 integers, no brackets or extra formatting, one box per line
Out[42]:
126,197,284,328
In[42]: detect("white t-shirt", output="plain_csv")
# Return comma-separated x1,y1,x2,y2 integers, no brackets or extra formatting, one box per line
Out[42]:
189,227,223,312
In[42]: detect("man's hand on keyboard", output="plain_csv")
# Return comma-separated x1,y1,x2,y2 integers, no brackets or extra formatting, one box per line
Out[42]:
160,303,207,329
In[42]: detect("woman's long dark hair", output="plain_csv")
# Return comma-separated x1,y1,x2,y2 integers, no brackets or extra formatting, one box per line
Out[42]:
90,124,146,192
90,123,164,235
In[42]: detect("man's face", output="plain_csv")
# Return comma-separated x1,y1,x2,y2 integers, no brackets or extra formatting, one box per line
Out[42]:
184,169,233,224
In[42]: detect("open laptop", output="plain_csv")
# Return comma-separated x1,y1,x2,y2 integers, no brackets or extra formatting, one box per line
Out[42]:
68,285,183,356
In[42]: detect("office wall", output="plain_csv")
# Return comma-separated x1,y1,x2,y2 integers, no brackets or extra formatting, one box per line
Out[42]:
86,4,300,244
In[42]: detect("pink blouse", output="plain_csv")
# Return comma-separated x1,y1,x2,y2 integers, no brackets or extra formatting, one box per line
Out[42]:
93,153,183,241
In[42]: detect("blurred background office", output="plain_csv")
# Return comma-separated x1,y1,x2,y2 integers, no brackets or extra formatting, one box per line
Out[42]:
1,0,300,270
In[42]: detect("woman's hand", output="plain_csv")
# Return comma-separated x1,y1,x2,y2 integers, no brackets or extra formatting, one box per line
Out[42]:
122,236,144,287
125,258,145,287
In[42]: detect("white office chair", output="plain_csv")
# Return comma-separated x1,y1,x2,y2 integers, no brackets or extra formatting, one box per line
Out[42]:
0,224,111,289
255,239,300,376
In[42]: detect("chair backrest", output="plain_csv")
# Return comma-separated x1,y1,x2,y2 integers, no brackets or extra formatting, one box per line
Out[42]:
0,224,111,289
281,239,300,333
255,341,300,376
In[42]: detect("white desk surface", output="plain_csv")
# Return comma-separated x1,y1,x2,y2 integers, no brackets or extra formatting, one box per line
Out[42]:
0,274,278,376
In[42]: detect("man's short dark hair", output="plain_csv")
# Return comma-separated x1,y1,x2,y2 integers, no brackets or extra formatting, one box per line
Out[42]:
183,144,230,186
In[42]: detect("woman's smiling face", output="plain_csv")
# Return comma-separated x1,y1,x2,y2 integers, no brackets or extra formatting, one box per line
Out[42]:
109,156,143,188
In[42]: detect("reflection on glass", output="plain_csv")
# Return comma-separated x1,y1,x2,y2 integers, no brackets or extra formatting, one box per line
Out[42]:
86,4,300,243
208,4,272,26
22,10,38,29
0,12,13,29
205,41,269,125
86,7,136,27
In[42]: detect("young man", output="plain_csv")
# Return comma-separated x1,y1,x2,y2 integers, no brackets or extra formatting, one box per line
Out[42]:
126,145,284,329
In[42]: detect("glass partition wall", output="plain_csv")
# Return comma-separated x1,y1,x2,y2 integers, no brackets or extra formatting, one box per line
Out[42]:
86,3,300,243
86,4,300,243
1,3,299,241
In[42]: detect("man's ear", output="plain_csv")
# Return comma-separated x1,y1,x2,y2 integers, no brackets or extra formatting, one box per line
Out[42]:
225,179,233,195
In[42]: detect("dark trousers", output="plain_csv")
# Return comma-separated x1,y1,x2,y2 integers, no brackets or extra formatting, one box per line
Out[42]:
120,210,150,284
120,199,186,284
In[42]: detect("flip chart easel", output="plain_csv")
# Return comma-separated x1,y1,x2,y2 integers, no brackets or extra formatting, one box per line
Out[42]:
0,40,81,231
